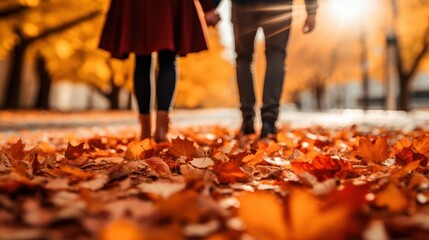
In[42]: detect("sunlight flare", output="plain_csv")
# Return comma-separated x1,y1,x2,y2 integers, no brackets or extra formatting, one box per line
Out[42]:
327,0,370,23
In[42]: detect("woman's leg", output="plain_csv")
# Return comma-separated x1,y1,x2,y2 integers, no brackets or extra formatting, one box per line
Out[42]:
134,54,152,139
154,50,177,142
156,50,177,111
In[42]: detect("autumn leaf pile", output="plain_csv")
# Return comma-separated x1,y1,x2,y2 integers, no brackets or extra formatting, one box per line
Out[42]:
1,124,429,239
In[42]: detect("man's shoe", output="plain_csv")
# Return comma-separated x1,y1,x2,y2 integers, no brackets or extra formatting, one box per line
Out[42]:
240,117,255,135
260,121,277,138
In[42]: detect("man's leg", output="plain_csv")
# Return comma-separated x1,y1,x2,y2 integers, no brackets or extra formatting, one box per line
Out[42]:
260,6,292,137
232,3,259,134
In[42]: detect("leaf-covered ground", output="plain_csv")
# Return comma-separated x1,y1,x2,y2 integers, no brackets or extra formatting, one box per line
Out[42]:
1,111,429,239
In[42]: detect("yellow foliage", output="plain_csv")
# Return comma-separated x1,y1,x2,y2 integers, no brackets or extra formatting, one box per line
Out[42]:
176,27,236,108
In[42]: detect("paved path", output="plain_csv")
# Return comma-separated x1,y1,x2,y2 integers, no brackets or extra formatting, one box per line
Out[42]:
0,109,428,144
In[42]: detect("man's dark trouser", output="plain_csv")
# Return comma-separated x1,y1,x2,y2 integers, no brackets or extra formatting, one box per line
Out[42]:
232,2,292,123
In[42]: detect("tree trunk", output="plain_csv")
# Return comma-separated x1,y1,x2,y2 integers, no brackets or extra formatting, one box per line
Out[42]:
3,42,27,109
35,54,52,109
1,10,101,109
315,85,324,111
398,77,410,111
109,85,120,110
127,91,133,110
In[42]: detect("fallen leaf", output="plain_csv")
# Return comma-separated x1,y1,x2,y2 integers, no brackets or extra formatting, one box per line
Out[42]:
357,137,389,164
237,191,288,240
10,139,25,160
292,155,354,181
169,137,196,159
138,181,186,199
64,142,85,160
23,199,54,227
413,135,429,157
142,157,172,178
80,174,109,190
124,139,154,160
242,149,264,166
213,161,251,184
374,183,408,212
57,165,94,180
100,219,144,240
395,147,426,166
190,157,215,169
287,190,350,239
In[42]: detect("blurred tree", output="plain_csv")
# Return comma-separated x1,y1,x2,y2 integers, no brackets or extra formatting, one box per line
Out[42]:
176,27,236,108
391,0,429,111
0,0,104,109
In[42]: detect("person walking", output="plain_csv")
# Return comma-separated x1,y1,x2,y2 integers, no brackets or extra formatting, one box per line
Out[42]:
99,0,219,142
219,0,318,138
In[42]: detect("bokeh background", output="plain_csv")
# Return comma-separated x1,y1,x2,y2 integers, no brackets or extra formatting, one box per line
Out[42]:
0,0,428,112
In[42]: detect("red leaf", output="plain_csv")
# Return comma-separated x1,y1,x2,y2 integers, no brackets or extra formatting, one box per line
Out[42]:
10,139,25,160
292,155,354,181
65,142,85,160
395,147,426,166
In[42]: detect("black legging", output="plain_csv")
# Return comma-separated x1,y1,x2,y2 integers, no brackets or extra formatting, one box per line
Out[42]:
134,50,176,114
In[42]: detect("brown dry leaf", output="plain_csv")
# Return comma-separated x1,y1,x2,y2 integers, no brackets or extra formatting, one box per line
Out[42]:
142,157,172,178
237,191,288,240
10,139,25,160
64,142,85,160
357,137,389,164
100,219,145,240
169,137,196,159
189,157,215,169
374,183,408,212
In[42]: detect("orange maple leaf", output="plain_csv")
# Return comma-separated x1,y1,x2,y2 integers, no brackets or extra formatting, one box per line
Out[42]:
413,135,429,157
237,191,288,240
356,137,389,164
65,142,85,160
10,139,25,160
373,183,408,212
168,137,196,159
242,149,265,166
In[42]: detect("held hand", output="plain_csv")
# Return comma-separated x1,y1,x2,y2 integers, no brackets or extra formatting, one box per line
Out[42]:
205,10,221,26
303,14,316,33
